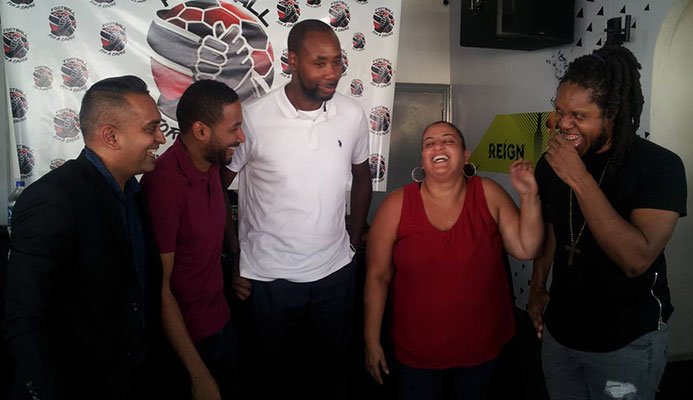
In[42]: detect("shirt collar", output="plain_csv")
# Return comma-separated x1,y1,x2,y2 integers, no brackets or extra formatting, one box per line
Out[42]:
172,136,218,182
83,147,139,200
275,84,337,120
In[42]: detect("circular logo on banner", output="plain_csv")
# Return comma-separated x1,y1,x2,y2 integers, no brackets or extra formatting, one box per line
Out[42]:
53,108,81,142
7,0,35,10
371,58,393,87
49,159,66,170
147,1,275,119
33,66,54,90
329,1,350,31
349,79,363,97
340,49,348,76
369,153,386,183
369,106,391,135
61,58,89,91
10,88,28,123
17,145,35,179
352,32,365,51
49,6,77,41
280,48,291,77
8,0,34,9
306,0,321,8
277,1,300,26
356,0,368,4
100,22,127,55
3,28,29,62
91,0,116,8
373,7,395,37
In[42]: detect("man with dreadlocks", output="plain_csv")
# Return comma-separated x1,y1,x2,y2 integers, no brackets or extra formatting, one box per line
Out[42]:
528,45,687,399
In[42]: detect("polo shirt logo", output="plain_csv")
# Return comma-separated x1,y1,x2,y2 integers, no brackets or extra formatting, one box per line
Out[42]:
338,139,342,148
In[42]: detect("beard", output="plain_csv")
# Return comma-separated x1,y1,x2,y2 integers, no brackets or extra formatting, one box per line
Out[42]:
297,72,335,102
585,125,611,157
204,133,233,166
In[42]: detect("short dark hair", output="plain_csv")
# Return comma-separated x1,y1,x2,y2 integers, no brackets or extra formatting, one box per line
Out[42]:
176,80,239,135
287,19,337,55
79,75,149,139
559,45,643,169
423,121,466,149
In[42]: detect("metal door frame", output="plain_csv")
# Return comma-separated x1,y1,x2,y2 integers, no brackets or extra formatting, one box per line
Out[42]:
394,83,452,123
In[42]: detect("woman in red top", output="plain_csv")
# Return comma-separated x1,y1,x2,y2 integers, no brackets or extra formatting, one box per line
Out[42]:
364,121,543,399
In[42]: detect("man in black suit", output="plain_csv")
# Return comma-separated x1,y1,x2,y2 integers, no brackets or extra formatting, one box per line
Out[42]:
3,75,166,400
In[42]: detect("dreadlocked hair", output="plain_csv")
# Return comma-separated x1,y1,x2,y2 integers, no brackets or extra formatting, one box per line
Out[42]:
559,45,644,170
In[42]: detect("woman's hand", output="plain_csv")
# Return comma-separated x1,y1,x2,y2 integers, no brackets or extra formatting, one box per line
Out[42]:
510,160,538,198
365,341,390,385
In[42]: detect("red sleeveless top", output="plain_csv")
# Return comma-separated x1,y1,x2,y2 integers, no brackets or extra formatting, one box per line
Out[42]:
391,176,514,369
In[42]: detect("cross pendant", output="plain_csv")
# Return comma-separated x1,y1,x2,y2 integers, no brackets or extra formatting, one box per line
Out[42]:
564,241,581,266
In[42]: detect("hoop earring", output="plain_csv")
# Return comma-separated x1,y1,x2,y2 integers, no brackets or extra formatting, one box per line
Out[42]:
411,166,425,182
463,162,477,178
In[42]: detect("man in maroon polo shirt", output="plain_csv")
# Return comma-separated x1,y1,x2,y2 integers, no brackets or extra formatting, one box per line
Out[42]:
141,80,244,400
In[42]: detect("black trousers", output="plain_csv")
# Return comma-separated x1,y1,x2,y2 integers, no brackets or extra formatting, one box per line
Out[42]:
194,322,239,399
396,358,498,400
248,262,356,400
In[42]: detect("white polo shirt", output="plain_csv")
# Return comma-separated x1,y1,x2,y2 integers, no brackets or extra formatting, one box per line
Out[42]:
228,86,369,282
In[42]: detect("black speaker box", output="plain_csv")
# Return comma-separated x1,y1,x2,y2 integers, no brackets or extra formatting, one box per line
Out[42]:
460,0,575,51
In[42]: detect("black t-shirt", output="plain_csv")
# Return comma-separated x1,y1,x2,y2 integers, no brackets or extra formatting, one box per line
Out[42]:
535,136,687,352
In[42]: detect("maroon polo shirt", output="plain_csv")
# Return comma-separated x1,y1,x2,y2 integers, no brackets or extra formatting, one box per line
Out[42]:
141,137,229,342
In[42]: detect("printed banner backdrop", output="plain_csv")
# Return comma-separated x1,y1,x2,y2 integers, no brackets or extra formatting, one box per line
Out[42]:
2,0,401,192
469,111,551,173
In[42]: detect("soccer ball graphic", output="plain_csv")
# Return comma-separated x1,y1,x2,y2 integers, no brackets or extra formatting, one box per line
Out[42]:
277,1,300,24
373,9,394,34
350,79,363,96
329,2,350,28
370,107,391,134
49,8,77,37
33,66,53,88
54,109,81,138
10,90,28,120
369,153,386,181
17,145,34,179
61,59,88,88
101,25,127,52
352,32,365,50
371,59,393,85
341,49,348,75
50,159,66,170
280,49,291,75
3,31,29,59
147,1,275,119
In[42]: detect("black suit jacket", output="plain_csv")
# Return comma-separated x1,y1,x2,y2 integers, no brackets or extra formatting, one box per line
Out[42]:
3,152,163,400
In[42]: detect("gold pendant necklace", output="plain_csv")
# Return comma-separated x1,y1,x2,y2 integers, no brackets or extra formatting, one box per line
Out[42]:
565,159,609,266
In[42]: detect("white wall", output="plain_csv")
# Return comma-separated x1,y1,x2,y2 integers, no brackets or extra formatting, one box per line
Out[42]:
449,0,692,358
397,0,450,84
448,0,570,314
651,0,693,360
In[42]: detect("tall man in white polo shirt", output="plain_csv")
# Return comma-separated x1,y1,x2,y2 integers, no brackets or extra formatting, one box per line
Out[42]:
221,19,372,399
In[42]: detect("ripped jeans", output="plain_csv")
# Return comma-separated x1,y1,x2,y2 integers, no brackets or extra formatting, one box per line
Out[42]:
541,325,669,400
